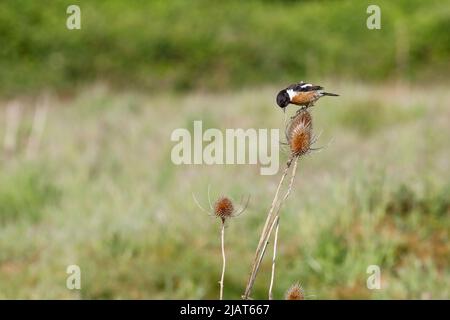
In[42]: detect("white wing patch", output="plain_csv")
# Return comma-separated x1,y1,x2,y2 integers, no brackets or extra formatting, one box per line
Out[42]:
286,83,316,101
286,89,297,100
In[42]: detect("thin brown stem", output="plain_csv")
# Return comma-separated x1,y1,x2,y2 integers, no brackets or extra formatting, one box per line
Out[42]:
281,156,299,204
268,216,280,300
257,157,293,251
243,157,293,299
267,157,299,299
219,221,226,300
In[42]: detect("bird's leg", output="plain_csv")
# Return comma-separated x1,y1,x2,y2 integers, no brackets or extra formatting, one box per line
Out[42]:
290,107,306,119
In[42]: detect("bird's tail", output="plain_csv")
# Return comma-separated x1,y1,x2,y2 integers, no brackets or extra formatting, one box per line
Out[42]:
321,92,339,96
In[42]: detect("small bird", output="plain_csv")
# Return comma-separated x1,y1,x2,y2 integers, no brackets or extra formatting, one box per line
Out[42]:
276,81,339,112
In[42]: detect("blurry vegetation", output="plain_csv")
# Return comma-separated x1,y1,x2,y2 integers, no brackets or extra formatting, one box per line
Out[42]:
0,85,448,298
386,184,450,218
0,163,59,225
0,0,449,95
336,100,425,136
0,0,448,299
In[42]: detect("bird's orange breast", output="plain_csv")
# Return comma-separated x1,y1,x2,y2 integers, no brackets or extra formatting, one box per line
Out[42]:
291,92,318,105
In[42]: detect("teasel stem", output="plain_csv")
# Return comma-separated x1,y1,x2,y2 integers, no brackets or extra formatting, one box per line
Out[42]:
194,190,248,300
244,108,311,299
268,216,280,300
219,219,226,300
243,156,294,300
268,157,299,300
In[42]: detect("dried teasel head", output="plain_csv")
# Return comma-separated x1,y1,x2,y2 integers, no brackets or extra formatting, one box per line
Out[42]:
192,187,250,223
214,196,235,221
285,282,305,300
286,109,313,157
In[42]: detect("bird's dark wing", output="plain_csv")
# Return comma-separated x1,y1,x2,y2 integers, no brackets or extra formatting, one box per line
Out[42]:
287,82,323,92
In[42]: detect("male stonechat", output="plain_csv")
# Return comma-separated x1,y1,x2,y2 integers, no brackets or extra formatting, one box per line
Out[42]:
276,81,339,112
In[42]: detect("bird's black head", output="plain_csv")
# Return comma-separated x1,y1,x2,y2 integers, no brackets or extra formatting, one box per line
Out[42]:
276,90,290,109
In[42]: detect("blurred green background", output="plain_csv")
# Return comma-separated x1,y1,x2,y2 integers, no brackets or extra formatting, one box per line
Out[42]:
1,0,449,95
0,0,449,299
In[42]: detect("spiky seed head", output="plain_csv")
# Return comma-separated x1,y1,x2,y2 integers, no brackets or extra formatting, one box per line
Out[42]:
295,108,312,128
287,110,312,157
285,283,305,300
214,197,234,220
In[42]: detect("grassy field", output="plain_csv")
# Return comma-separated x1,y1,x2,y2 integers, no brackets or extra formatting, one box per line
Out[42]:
0,82,448,299
1,0,449,95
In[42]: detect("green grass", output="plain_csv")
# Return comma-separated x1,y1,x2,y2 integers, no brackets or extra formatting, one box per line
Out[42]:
0,82,448,299
0,0,449,95
0,164,59,225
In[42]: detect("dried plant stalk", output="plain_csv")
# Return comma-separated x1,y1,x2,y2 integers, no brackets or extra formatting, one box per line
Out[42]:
243,109,310,300
243,157,293,299
268,157,299,299
193,191,248,300
268,216,280,300
219,221,226,300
